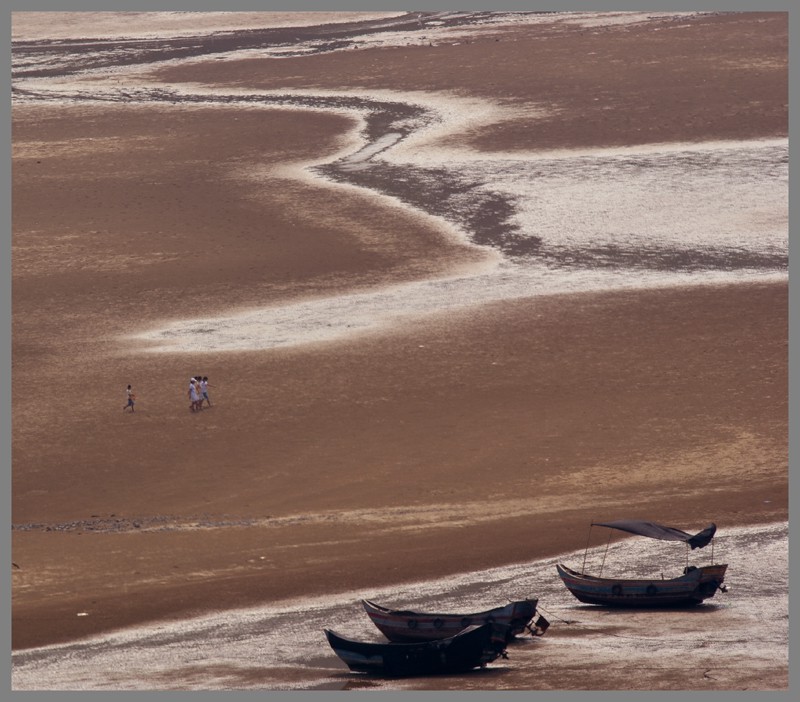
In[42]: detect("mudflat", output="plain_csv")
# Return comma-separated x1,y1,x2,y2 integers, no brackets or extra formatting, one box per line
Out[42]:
11,10,787,689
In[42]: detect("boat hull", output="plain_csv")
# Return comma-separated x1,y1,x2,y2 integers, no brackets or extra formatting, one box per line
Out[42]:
324,623,506,677
362,598,543,643
556,563,728,607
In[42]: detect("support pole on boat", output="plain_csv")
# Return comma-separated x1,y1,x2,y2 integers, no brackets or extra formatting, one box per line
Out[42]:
599,528,612,578
581,522,594,574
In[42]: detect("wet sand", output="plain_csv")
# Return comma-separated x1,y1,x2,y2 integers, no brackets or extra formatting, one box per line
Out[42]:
10,522,789,691
11,11,788,690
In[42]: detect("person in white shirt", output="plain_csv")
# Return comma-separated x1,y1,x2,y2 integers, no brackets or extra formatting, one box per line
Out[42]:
201,376,212,407
189,378,201,412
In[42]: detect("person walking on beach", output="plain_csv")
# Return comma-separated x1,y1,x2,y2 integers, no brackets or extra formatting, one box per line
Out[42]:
200,376,212,407
123,384,136,413
189,378,201,412
194,375,204,410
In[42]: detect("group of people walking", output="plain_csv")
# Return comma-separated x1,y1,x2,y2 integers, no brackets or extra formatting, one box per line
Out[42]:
189,375,212,412
123,376,214,414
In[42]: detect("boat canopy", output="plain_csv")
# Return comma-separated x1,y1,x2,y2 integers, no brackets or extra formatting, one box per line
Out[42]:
591,520,717,549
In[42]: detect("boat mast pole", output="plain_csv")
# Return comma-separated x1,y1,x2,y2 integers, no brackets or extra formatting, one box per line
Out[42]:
581,523,594,574
599,529,612,578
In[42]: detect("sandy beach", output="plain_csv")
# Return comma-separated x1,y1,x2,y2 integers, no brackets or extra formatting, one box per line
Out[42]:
11,11,788,690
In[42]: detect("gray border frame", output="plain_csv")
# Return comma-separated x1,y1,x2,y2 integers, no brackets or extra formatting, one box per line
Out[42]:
4,1,795,701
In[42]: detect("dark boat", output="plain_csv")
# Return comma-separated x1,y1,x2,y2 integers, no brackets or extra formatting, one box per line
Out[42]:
557,520,728,607
362,597,548,643
324,622,508,677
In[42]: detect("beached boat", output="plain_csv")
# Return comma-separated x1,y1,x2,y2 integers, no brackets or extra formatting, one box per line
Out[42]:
557,520,728,607
362,598,549,643
324,622,508,677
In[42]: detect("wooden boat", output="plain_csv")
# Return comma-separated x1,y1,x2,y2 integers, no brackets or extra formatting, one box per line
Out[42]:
362,598,548,643
557,520,728,607
324,622,507,677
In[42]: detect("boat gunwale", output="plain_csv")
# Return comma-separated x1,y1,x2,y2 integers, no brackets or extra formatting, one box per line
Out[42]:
556,562,728,587
362,597,537,620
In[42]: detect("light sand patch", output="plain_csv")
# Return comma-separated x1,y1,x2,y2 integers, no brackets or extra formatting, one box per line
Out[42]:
559,11,702,29
12,235,179,277
392,136,789,162
11,11,407,41
308,12,707,54
12,135,161,160
548,430,785,495
717,57,787,70
127,271,787,354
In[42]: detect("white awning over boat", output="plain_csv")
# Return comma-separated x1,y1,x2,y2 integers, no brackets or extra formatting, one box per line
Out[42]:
591,520,717,549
